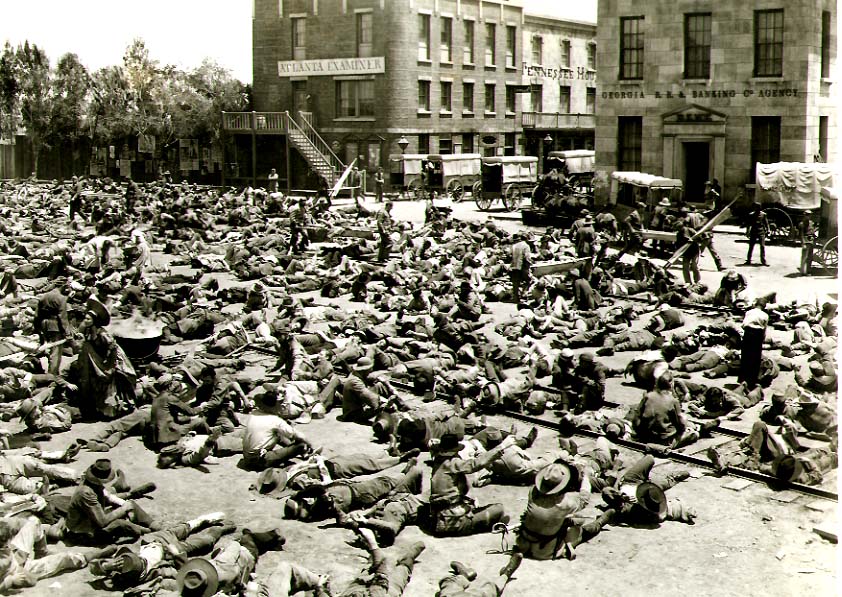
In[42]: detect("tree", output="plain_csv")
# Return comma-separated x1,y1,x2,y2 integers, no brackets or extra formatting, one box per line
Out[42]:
50,53,90,145
0,42,20,139
15,42,53,175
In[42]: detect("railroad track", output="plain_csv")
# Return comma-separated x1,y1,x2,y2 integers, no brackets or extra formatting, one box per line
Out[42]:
499,409,838,502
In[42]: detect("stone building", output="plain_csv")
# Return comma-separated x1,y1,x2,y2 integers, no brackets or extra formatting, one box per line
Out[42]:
594,0,836,204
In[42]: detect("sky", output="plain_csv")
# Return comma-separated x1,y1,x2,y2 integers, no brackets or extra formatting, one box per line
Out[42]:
0,0,597,83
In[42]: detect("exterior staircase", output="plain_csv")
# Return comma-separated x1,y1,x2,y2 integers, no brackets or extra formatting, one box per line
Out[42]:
286,114,345,188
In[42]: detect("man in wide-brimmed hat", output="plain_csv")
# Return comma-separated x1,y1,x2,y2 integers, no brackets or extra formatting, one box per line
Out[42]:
428,432,516,537
62,459,157,544
341,355,395,423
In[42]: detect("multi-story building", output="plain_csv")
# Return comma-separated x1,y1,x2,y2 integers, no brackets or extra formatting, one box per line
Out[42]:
520,14,597,166
594,0,836,204
231,0,528,190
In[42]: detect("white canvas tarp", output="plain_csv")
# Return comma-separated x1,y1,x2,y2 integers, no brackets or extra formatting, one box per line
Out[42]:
755,162,834,210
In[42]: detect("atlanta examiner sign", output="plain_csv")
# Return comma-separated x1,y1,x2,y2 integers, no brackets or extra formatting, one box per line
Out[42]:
278,57,385,77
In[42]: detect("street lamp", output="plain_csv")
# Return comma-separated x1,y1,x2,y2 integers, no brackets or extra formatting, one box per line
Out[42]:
543,133,553,147
397,135,410,154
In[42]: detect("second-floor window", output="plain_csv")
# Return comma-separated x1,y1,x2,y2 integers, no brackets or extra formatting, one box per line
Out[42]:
586,87,596,114
506,86,516,113
587,42,596,69
357,13,373,57
485,83,496,113
559,85,571,113
335,80,374,118
531,36,543,64
441,81,452,111
684,13,711,78
418,80,431,111
464,20,475,64
821,11,831,78
530,85,542,113
463,82,474,111
292,17,306,60
419,14,431,61
506,26,516,67
620,16,644,80
754,9,784,77
441,17,453,62
560,40,571,68
485,23,496,66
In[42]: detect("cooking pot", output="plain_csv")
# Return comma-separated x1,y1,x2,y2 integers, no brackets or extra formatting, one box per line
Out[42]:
110,319,164,363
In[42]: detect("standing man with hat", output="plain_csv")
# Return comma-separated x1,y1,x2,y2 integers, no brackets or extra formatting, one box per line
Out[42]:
574,212,597,280
509,232,532,307
429,432,516,537
376,201,394,262
703,180,720,211
797,209,817,275
743,201,770,266
615,201,646,261
33,285,72,375
685,203,724,271
289,198,309,255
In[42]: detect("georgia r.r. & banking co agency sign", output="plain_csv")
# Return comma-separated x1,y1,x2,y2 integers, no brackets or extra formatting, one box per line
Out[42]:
278,57,385,77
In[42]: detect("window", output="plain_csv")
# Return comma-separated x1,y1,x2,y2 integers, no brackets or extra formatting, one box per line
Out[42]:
531,36,543,65
418,80,431,111
464,20,475,64
418,134,430,154
559,85,571,113
587,43,596,69
484,84,496,113
441,17,453,62
418,14,431,61
439,136,453,154
618,116,642,171
506,26,516,68
440,81,452,112
620,17,644,80
292,17,306,60
463,82,474,112
684,13,711,78
506,86,516,113
818,116,828,162
821,11,831,78
485,23,496,66
530,85,542,113
754,9,783,77
357,13,373,57
586,87,596,114
335,80,374,118
750,117,781,181
560,40,571,68
504,133,516,156
462,133,474,153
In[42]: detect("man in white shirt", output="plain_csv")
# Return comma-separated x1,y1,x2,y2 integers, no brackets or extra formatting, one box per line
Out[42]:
242,394,313,471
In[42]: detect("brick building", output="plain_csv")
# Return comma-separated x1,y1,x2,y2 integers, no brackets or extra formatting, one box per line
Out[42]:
242,0,529,190
594,0,836,205
520,13,597,166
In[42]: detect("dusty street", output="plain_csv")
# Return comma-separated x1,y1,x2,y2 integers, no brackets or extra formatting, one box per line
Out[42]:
8,196,839,597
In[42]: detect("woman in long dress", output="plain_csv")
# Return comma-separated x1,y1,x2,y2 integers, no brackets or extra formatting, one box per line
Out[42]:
75,298,136,420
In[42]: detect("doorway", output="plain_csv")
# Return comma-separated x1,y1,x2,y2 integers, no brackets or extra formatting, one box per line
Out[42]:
683,142,710,202
292,81,311,125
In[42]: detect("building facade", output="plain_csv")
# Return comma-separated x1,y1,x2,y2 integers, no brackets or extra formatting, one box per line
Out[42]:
594,0,836,205
251,0,527,182
520,14,597,167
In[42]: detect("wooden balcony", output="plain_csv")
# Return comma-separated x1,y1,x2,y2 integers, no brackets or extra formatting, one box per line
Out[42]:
222,111,291,133
521,112,596,130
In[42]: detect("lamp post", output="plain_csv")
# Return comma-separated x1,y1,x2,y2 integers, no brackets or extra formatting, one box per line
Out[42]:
397,135,410,155
542,133,553,174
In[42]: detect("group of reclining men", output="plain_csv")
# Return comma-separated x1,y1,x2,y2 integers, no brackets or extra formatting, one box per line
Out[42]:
1,175,839,596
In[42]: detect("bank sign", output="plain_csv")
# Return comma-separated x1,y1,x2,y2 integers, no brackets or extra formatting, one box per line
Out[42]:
278,57,385,77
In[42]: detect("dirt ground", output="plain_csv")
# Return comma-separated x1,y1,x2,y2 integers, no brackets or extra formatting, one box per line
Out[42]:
6,197,838,597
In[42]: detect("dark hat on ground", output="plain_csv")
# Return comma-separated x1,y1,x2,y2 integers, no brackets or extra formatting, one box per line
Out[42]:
85,459,117,486
86,297,111,327
772,454,803,482
534,462,573,495
176,558,219,597
257,468,289,494
636,482,668,519
484,428,504,448
16,398,38,421
434,432,463,455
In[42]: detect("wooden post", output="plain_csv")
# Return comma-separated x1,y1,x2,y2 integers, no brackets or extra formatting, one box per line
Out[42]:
251,112,257,188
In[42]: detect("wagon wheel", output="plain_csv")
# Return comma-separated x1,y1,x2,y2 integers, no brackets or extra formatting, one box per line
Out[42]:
817,236,839,271
764,207,793,244
408,179,427,201
473,182,491,211
446,179,464,202
503,184,522,212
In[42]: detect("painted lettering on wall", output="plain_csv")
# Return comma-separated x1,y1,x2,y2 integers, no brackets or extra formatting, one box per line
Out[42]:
278,57,386,77
602,88,798,100
522,63,596,82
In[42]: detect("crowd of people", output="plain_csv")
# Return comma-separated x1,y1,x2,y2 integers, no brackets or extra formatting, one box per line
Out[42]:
0,172,837,596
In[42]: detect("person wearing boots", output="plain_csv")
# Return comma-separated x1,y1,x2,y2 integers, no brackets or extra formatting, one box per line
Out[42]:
437,552,523,596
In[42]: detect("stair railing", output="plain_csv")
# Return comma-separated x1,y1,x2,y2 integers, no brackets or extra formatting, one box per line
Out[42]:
285,111,345,183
